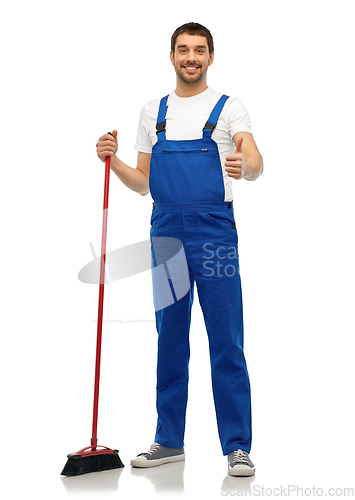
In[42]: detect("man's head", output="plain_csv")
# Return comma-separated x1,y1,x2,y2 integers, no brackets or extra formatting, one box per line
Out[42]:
170,22,214,86
171,22,214,55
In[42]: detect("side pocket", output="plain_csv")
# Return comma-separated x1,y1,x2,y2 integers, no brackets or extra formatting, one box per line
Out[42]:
206,211,236,229
150,212,170,233
205,211,238,245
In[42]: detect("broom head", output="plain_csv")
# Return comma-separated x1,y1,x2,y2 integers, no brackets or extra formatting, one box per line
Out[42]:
61,445,124,476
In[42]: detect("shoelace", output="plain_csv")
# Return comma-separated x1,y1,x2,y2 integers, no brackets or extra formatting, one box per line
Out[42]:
232,449,249,466
145,443,161,456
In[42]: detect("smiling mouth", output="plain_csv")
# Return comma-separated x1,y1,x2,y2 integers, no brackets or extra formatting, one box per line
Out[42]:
183,66,200,73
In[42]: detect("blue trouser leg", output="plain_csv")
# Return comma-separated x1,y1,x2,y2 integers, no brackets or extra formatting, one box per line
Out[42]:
192,211,252,455
154,273,194,448
195,271,252,455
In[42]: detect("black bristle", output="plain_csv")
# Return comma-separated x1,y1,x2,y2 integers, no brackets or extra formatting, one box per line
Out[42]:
61,452,124,476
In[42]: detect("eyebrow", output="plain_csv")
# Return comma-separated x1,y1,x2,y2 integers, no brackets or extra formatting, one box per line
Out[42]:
176,44,207,49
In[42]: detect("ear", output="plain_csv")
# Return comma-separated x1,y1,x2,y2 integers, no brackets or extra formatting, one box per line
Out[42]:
170,50,175,66
208,52,214,67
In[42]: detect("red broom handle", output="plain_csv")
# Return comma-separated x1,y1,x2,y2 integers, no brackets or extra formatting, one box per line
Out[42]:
91,151,111,449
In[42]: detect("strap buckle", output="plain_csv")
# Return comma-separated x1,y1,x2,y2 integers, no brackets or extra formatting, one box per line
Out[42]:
156,121,166,134
203,122,216,133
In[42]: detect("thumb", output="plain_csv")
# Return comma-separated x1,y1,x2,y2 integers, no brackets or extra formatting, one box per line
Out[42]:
111,129,118,140
235,136,244,154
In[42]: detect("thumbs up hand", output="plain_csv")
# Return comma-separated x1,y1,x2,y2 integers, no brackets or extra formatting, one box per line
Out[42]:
224,137,245,180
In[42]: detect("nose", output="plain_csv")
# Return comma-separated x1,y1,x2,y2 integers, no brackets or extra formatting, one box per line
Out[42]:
186,49,196,62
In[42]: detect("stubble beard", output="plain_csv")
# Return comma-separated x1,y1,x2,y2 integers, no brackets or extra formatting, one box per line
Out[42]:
174,63,208,85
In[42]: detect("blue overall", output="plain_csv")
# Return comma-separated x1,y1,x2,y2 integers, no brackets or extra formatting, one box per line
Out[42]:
149,94,252,455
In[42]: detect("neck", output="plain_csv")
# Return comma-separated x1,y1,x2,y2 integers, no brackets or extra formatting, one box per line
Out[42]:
175,79,208,98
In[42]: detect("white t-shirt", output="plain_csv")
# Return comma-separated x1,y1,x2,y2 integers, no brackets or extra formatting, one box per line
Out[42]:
134,87,253,201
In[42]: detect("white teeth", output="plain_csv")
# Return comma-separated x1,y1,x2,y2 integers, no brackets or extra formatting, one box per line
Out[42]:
185,67,198,70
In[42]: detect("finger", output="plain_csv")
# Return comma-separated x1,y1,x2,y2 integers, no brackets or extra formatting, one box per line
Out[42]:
97,149,115,157
112,129,118,140
226,152,243,161
225,155,239,163
97,150,116,159
96,140,117,149
97,136,117,147
225,166,242,175
225,159,243,168
98,133,115,142
96,141,117,153
225,168,242,179
235,136,244,154
225,165,242,172
97,147,116,155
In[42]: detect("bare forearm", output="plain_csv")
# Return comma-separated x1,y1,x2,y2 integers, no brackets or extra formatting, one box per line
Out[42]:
110,155,149,195
243,153,264,181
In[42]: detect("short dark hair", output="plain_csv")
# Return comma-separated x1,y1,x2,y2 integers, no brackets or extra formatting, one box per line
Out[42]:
171,22,214,55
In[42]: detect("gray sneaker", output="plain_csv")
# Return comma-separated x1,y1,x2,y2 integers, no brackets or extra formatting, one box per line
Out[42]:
130,442,185,468
228,449,255,476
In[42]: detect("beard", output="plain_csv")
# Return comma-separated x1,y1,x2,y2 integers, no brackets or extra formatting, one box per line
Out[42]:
174,63,208,85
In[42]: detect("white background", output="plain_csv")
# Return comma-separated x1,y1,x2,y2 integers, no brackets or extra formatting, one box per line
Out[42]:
1,0,354,498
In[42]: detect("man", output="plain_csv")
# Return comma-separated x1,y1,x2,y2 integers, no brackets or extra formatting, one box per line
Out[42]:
96,22,263,477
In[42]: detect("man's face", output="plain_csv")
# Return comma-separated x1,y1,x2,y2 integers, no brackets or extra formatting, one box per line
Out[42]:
170,33,214,85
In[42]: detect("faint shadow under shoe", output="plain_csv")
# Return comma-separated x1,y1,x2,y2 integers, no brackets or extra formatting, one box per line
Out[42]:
130,461,185,494
221,472,256,496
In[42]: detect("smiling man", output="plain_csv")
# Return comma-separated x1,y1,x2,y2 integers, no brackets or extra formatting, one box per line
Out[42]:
96,22,263,477
173,37,211,86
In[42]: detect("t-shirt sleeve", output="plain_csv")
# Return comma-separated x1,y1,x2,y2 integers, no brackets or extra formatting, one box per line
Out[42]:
227,98,253,138
134,104,154,154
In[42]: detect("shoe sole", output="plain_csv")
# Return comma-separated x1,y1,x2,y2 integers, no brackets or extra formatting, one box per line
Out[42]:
131,454,185,468
228,465,256,477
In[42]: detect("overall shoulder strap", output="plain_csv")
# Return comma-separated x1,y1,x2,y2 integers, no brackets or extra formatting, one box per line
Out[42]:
203,95,229,138
156,95,169,141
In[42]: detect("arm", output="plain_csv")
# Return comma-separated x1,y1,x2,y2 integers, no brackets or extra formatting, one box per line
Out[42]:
111,152,151,196
96,131,151,196
225,132,263,181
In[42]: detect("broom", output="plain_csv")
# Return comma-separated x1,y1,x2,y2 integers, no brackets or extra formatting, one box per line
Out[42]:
61,134,124,476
